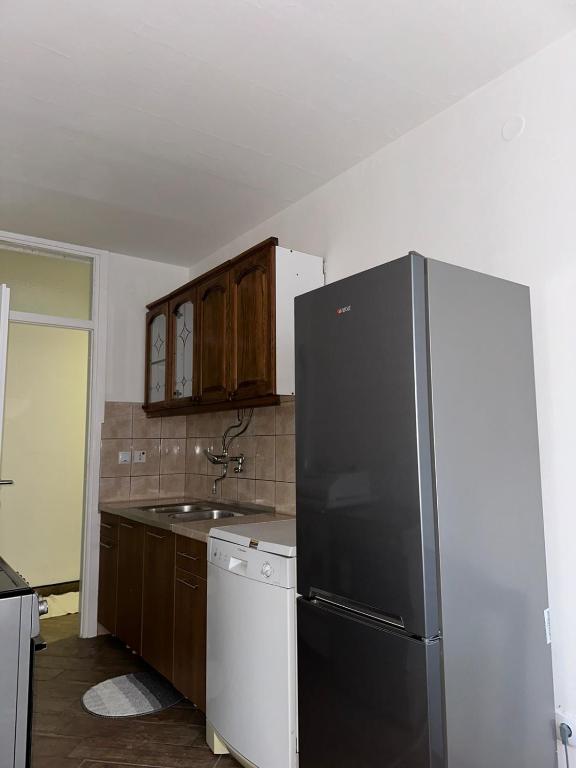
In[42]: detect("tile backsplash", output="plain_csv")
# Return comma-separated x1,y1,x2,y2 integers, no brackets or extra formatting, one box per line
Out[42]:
99,400,296,515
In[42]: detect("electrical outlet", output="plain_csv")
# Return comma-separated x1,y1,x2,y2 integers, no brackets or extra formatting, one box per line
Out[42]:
555,706,575,745
133,450,146,464
118,451,131,465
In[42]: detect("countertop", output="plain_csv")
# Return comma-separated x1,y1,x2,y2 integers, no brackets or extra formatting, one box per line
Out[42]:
99,497,291,543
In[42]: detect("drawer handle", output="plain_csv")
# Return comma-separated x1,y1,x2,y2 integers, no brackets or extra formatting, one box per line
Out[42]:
101,522,112,530
146,531,165,540
120,522,134,529
177,552,199,561
176,578,199,590
100,542,112,550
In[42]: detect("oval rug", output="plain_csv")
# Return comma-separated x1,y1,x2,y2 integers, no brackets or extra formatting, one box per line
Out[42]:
82,671,183,718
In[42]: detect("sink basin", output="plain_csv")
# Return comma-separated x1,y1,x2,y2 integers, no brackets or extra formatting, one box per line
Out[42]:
167,509,238,522
134,501,271,523
138,503,212,514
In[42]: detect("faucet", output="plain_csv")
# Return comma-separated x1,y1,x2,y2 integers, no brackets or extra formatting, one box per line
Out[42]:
204,409,253,495
205,448,245,495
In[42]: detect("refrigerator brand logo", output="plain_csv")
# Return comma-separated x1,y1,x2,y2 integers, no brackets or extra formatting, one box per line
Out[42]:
336,305,351,316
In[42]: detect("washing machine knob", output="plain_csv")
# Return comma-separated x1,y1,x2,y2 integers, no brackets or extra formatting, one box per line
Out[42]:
261,562,272,578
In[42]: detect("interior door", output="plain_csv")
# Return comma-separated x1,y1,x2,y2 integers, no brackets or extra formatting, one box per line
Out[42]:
297,597,444,768
0,285,10,480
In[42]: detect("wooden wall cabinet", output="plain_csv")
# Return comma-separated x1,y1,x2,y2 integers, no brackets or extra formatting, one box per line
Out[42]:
229,242,275,401
197,271,230,403
145,302,170,412
143,237,324,416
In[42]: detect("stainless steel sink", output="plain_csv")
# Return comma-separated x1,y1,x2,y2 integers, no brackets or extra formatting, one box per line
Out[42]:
138,503,213,515
134,501,271,524
167,509,238,522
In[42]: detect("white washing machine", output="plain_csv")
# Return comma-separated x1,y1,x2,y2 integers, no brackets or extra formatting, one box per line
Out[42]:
206,520,297,768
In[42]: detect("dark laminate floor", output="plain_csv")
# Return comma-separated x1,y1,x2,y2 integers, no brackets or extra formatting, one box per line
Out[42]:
32,615,240,768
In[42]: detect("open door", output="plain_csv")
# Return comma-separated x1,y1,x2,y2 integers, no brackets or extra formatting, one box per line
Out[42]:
0,284,12,488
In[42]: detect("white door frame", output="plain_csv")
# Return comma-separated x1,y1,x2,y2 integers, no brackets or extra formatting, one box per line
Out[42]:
0,229,108,638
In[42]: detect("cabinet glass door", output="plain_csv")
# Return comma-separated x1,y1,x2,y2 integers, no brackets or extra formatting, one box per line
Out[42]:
172,299,194,400
148,310,167,403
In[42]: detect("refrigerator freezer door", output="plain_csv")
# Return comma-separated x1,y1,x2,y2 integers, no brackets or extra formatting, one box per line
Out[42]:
295,254,438,638
297,597,444,768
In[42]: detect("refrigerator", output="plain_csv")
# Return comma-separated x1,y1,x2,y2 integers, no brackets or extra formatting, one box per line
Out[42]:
295,253,556,768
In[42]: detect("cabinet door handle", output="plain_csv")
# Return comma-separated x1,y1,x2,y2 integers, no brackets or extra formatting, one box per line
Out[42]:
120,522,134,529
146,531,165,540
177,552,199,561
100,541,112,550
176,577,199,590
101,522,112,530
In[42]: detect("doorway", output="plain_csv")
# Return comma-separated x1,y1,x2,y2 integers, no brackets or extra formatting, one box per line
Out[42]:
0,242,102,632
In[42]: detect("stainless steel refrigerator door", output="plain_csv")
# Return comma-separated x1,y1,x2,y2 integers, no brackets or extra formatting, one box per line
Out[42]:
295,253,438,638
427,259,557,768
297,597,444,768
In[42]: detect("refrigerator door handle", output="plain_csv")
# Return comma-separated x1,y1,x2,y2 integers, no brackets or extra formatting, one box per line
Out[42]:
311,592,405,630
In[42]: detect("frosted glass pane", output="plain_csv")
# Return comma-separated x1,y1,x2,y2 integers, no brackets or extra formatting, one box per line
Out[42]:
150,314,166,364
149,313,166,402
0,323,89,586
173,300,194,398
0,247,92,319
149,361,166,403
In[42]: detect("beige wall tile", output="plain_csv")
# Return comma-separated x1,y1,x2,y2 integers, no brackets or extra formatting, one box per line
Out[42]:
160,473,185,498
161,415,187,438
131,438,161,476
186,473,218,499
237,478,256,502
255,436,275,481
132,404,161,438
100,439,131,477
102,402,133,439
275,434,295,483
186,438,208,475
220,477,238,502
275,401,295,435
232,435,256,457
130,475,160,500
160,438,186,474
275,482,296,516
254,406,275,435
99,477,130,502
255,480,275,507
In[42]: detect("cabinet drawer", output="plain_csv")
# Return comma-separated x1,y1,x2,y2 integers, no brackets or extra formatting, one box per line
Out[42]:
175,535,207,578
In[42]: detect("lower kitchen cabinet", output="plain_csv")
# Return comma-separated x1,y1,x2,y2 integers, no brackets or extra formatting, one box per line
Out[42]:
173,569,207,711
141,527,175,680
116,519,144,653
97,515,208,711
98,513,119,634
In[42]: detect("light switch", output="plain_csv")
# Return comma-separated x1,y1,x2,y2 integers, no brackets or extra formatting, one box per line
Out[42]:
133,450,146,464
118,451,131,465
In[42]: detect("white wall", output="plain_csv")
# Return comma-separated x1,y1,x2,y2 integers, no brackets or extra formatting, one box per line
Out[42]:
189,31,576,737
106,253,188,401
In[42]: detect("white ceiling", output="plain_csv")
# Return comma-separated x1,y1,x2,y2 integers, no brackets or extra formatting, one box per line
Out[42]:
1,0,575,266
